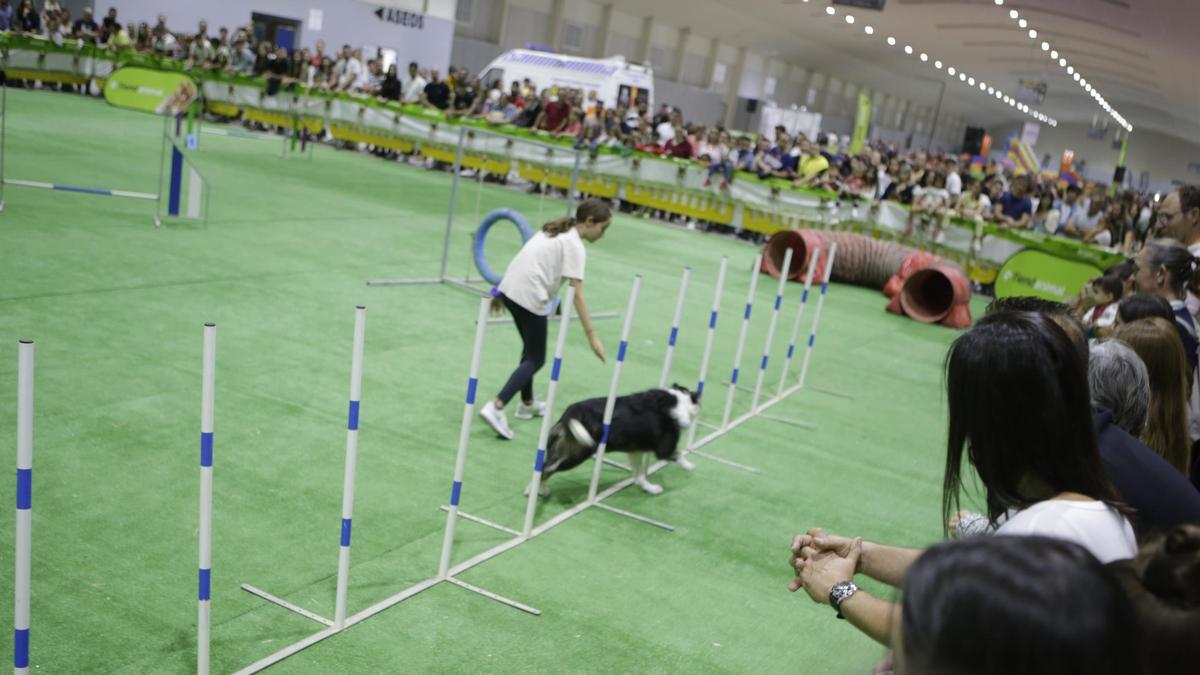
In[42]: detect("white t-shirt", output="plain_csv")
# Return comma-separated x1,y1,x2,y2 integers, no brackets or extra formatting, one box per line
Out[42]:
945,171,962,196
655,121,675,146
403,75,428,103
995,499,1136,563
498,228,587,316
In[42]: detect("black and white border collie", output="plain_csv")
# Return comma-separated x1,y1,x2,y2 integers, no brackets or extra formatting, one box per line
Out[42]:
533,385,700,496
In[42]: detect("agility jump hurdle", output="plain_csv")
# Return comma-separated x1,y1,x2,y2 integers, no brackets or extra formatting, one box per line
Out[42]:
0,87,207,226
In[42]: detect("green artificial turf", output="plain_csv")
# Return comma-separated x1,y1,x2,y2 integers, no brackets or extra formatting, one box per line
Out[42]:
0,89,983,673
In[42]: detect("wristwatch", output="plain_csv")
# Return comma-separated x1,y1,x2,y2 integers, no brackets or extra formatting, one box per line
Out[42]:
828,580,858,619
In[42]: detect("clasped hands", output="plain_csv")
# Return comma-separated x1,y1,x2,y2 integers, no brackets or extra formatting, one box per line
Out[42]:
787,527,863,605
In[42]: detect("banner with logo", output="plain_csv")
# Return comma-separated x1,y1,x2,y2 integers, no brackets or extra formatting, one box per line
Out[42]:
104,67,197,115
849,93,871,155
994,248,1102,302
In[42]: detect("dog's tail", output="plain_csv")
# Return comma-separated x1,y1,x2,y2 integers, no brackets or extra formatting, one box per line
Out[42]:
567,418,596,448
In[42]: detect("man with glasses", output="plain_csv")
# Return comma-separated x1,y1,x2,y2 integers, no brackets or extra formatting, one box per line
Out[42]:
1154,185,1200,318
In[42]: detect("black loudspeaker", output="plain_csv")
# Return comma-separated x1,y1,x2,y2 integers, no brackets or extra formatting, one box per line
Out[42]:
963,126,986,155
1113,166,1127,184
746,99,758,114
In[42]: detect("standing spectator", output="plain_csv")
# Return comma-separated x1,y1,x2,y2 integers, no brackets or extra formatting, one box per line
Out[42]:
1133,239,1199,371
1153,186,1200,321
0,0,13,32
1113,318,1193,476
99,7,118,41
263,47,289,96
943,156,963,207
378,64,401,101
72,7,99,43
228,36,255,74
333,45,363,92
402,62,427,103
16,0,38,34
421,68,451,110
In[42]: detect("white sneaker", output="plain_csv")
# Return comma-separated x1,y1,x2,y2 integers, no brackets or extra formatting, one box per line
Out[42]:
513,400,547,420
479,401,514,440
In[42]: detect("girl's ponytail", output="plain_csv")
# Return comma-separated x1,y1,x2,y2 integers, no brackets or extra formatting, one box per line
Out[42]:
542,216,576,237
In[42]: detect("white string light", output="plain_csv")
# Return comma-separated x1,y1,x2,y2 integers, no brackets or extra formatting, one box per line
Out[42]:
992,3,1131,132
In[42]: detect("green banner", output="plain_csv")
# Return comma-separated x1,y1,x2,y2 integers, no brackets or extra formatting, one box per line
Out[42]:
103,67,198,115
849,93,872,155
994,248,1103,302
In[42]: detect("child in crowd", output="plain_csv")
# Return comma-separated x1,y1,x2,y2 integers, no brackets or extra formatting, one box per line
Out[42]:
1081,275,1125,332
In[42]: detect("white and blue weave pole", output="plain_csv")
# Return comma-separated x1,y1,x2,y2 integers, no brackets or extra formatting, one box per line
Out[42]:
685,257,728,451
15,340,33,675
720,255,763,429
749,247,793,413
522,284,576,537
438,297,491,578
657,268,691,389
587,276,641,502
798,242,838,389
198,323,216,675
775,247,821,399
334,306,367,628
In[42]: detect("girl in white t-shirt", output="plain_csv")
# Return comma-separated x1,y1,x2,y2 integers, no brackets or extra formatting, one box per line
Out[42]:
479,199,611,440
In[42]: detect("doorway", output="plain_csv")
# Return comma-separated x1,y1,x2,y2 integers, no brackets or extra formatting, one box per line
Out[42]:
251,12,302,54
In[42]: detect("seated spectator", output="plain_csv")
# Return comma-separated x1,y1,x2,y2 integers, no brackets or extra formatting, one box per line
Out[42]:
1133,239,1199,370
695,129,726,166
534,91,571,134
956,175,991,219
1057,184,1086,231
793,139,830,188
663,127,693,159
1067,195,1108,239
876,156,900,199
993,174,1034,229
1112,318,1193,476
906,170,949,239
880,162,915,204
1082,275,1124,331
788,311,1137,646
1090,340,1151,437
752,135,783,179
1030,192,1061,235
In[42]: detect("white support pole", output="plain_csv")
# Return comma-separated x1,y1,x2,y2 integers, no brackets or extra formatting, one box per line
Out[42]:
438,297,491,579
14,340,33,675
798,243,838,389
720,255,763,429
587,276,641,502
749,248,793,413
198,323,216,675
658,268,691,389
522,284,576,537
333,306,367,629
685,257,728,451
776,247,821,399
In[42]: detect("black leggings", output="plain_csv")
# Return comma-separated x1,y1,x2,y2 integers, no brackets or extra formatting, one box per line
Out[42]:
497,294,547,405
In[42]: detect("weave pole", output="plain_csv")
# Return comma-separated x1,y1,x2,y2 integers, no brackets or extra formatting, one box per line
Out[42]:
720,255,763,429
797,243,838,390
438,297,490,579
14,340,33,675
658,268,691,388
749,247,793,413
587,277,641,502
333,306,367,628
522,284,576,537
684,256,727,452
198,323,216,675
775,247,821,399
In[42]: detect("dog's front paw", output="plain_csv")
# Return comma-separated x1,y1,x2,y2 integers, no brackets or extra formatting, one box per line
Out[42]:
635,479,664,496
676,456,696,472
524,481,551,497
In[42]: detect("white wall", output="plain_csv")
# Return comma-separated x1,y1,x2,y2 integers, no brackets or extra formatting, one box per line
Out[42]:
109,0,456,71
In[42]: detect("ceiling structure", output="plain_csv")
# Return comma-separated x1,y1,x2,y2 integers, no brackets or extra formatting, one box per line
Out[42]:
605,0,1199,140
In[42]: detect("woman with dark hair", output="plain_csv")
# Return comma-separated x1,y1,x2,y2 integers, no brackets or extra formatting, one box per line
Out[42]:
1113,318,1192,475
1118,292,1175,324
478,199,611,440
788,312,1135,645
897,537,1137,675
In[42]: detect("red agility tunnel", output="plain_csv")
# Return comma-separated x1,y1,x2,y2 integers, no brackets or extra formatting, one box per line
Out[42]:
762,229,973,329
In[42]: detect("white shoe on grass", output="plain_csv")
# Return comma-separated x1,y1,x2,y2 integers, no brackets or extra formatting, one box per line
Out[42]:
513,400,547,420
479,401,514,440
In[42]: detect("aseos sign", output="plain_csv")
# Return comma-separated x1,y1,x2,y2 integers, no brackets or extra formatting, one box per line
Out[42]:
374,7,425,30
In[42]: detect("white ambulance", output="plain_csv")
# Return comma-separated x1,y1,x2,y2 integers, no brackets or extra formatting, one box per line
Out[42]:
478,49,654,110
